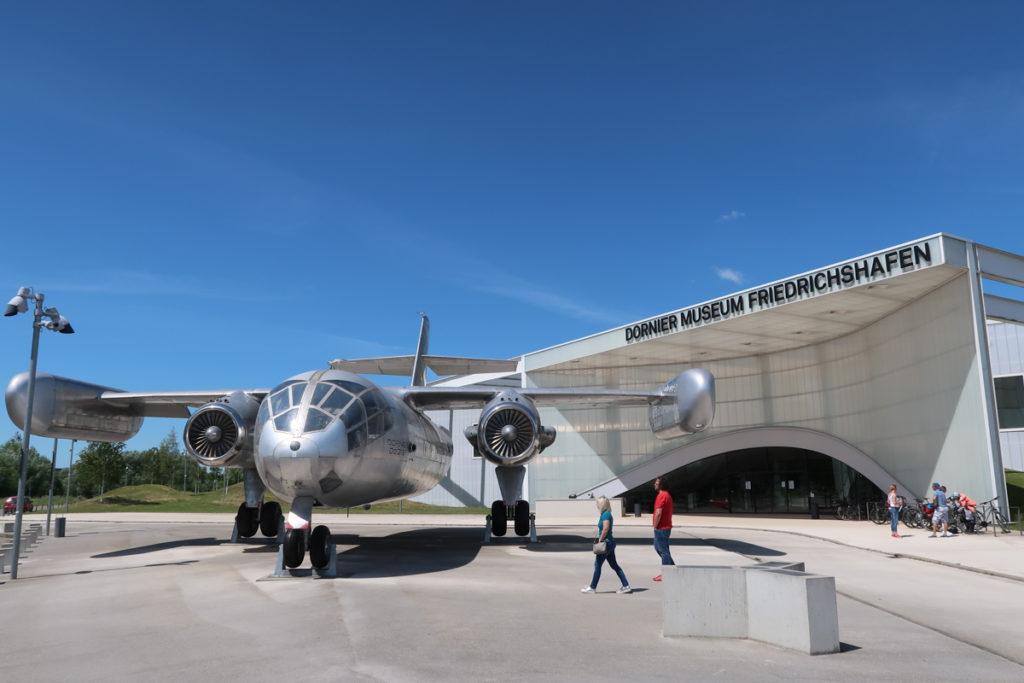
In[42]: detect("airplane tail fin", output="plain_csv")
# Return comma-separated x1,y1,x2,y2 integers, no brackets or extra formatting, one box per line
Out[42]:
411,313,430,387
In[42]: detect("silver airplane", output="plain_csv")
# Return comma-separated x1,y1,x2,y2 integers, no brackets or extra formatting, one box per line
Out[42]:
5,314,715,570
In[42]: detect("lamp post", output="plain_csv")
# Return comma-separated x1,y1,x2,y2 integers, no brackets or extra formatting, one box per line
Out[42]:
4,287,74,579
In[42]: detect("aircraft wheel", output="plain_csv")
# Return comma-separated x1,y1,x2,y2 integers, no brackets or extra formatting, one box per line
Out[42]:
260,501,282,537
514,500,531,536
309,525,332,569
236,502,258,538
490,500,507,537
283,528,305,568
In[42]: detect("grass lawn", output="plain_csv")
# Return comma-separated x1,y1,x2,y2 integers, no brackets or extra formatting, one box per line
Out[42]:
40,484,487,515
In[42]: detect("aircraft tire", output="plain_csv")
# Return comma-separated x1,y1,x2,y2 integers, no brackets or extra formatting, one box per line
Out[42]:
490,500,507,536
260,501,282,537
283,528,305,568
236,502,258,538
309,525,331,569
514,500,530,536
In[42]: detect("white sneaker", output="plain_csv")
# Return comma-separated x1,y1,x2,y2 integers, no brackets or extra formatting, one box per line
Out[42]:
617,585,632,594
580,586,595,593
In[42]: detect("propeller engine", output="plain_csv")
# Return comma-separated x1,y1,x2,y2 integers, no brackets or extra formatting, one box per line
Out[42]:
464,390,556,466
184,391,260,468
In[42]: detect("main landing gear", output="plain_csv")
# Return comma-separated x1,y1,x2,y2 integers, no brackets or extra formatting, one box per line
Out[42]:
232,501,283,542
486,499,536,542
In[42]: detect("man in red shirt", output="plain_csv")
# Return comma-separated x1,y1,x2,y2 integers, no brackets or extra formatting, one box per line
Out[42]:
652,477,674,581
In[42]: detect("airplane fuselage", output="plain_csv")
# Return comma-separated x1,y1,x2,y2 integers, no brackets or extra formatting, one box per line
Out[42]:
254,369,453,509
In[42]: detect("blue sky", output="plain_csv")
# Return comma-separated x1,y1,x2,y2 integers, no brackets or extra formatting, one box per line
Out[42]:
2,2,1023,456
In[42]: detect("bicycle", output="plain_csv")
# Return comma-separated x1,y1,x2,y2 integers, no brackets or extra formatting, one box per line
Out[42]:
870,501,888,525
900,499,925,529
976,496,1012,534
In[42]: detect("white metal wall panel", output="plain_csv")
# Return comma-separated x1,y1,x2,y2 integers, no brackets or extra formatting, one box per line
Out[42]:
522,274,997,502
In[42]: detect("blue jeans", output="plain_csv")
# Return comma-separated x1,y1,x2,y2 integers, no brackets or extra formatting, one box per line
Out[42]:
889,506,899,533
653,528,674,565
591,539,629,589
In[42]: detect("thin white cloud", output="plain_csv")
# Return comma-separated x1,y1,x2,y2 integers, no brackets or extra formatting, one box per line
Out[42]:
717,210,746,222
714,267,744,285
473,279,625,325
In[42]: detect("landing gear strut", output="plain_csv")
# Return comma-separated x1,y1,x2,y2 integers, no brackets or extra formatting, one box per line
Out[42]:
271,496,338,577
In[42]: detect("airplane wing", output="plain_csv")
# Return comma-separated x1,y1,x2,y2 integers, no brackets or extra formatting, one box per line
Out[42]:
98,389,269,418
394,385,679,411
329,355,519,377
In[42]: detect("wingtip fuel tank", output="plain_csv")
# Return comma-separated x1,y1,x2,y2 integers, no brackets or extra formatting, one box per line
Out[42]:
5,372,144,442
648,368,716,439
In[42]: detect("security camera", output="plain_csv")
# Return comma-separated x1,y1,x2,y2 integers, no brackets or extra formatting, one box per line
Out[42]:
4,295,27,317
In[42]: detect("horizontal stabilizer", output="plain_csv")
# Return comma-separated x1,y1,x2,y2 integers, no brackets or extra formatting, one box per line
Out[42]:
329,355,519,377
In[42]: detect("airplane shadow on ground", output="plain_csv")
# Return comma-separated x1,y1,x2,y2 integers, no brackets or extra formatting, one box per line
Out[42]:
88,528,786,577
93,537,227,558
521,534,786,560
521,535,709,553
330,527,483,579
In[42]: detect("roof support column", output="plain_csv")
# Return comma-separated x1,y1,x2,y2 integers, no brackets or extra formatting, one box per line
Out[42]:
966,241,1008,514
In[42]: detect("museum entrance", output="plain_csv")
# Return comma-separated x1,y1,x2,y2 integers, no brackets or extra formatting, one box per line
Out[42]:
622,446,883,515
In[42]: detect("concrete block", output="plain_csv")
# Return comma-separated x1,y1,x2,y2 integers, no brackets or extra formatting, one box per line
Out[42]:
745,569,839,655
745,560,805,572
662,566,748,638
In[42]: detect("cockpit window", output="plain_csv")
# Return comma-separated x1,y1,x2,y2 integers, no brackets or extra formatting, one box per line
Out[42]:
360,389,381,414
328,379,367,395
303,408,333,433
269,379,303,415
341,399,365,428
318,388,352,417
274,408,299,433
262,378,393,440
311,383,332,407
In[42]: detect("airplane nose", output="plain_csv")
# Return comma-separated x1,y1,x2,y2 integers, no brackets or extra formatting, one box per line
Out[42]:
273,437,322,486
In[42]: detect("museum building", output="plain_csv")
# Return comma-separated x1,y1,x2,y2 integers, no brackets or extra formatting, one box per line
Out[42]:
416,235,1024,515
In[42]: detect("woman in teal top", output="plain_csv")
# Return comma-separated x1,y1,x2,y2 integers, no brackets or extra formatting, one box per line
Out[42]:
581,496,631,594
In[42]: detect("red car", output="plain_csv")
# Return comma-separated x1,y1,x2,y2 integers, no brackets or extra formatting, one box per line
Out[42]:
3,496,33,514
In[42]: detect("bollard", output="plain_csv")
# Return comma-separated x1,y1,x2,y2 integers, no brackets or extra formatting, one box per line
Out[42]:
634,503,641,518
55,517,66,538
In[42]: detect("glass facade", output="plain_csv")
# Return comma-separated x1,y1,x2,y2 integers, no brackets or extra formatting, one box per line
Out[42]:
620,447,883,515
994,375,1024,430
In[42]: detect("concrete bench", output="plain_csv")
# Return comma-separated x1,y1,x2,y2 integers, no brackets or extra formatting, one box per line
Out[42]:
662,562,839,655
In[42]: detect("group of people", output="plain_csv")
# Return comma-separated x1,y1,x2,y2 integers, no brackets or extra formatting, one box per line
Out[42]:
887,481,978,538
581,476,675,594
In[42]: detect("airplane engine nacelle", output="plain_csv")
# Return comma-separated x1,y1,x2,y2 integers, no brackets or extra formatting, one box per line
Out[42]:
648,368,716,439
5,372,143,442
184,391,260,468
464,390,556,467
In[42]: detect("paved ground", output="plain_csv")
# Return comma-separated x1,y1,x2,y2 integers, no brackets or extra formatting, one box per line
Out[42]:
3,512,1023,682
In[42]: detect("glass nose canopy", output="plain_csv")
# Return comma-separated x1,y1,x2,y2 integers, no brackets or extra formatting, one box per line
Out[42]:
258,378,394,451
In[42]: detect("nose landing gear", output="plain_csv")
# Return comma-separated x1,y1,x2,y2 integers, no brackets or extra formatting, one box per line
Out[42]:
272,497,338,578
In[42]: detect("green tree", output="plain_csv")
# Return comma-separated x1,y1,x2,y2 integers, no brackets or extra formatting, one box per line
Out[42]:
1,434,55,498
76,442,125,502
